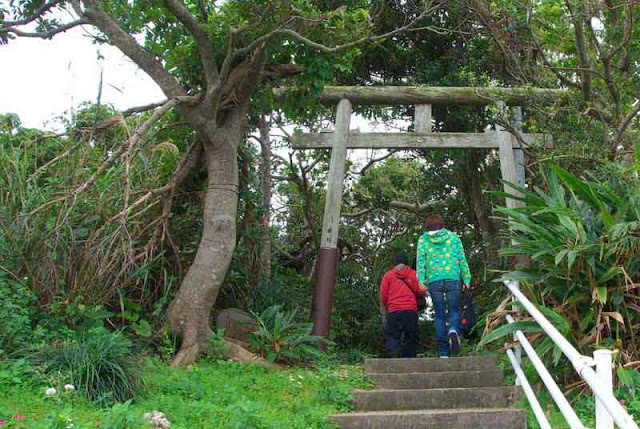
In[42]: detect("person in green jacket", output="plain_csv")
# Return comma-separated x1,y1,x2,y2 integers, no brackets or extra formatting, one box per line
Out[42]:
416,214,471,357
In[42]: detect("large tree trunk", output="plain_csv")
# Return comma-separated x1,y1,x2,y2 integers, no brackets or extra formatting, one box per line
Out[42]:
468,154,497,242
166,50,267,367
257,115,272,287
167,135,239,367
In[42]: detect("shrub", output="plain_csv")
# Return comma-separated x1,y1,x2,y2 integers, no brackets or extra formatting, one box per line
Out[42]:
32,328,142,405
100,400,148,429
487,163,640,369
43,408,74,429
249,305,329,364
204,329,230,361
0,275,39,356
0,358,36,388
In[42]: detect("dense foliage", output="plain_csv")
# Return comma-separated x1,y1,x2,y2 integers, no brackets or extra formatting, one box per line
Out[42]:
1,0,640,426
32,329,142,405
481,163,640,386
249,306,328,364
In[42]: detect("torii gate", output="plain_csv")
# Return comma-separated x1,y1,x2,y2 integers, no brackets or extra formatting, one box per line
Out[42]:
291,86,560,338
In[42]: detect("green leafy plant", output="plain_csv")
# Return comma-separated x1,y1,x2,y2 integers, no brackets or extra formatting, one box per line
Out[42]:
204,329,230,361
249,305,329,363
487,163,640,372
43,409,74,429
100,400,148,429
32,328,142,405
0,358,36,388
618,367,640,397
222,398,262,429
0,275,39,356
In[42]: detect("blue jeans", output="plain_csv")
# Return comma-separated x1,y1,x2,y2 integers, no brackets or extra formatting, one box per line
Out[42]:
429,279,461,357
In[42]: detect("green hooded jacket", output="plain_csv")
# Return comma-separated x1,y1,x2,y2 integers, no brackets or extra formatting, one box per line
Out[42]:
416,229,471,285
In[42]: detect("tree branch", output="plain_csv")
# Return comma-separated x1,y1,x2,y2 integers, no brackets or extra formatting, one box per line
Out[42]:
121,95,200,117
357,194,437,213
342,207,375,218
616,4,634,71
565,0,592,99
1,18,89,38
121,100,170,116
388,199,437,212
613,98,640,146
163,0,219,89
356,150,398,175
82,0,185,98
28,139,86,182
302,153,325,174
276,10,432,54
108,141,202,222
1,0,65,26
236,7,435,57
71,98,177,198
524,8,581,90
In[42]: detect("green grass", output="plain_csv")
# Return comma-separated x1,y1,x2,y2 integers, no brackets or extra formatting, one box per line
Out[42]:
0,359,372,428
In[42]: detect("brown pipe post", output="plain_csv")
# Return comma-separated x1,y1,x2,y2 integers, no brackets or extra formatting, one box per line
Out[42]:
311,248,339,338
310,99,351,340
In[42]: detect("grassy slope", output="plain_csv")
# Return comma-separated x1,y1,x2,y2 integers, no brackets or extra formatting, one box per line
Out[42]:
0,359,372,428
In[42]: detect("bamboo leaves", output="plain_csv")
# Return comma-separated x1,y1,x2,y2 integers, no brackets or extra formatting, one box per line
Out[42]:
493,163,639,359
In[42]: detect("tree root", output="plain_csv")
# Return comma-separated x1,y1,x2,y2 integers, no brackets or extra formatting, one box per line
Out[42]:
169,338,278,369
169,344,201,368
224,338,280,369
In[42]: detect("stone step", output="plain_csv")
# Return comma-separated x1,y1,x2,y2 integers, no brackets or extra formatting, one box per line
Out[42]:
331,408,527,429
353,386,521,411
365,356,497,374
369,369,504,389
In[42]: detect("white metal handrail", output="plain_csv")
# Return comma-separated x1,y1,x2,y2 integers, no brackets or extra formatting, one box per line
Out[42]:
506,313,584,428
503,280,639,429
506,347,552,429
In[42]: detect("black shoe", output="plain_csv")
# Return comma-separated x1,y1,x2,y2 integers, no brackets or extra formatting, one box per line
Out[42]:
448,331,460,356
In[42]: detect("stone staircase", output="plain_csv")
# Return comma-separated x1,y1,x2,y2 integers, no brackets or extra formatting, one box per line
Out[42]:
331,356,526,428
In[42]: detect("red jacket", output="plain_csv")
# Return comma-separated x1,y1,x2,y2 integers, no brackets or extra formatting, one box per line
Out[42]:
380,266,425,313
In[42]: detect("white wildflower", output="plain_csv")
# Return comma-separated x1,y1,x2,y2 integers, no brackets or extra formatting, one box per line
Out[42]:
64,384,75,391
143,411,170,429
45,387,57,396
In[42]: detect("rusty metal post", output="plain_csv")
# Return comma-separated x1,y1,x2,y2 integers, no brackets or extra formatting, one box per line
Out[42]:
311,248,340,339
311,99,351,340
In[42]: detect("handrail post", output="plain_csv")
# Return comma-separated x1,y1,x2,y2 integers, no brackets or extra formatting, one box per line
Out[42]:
505,280,639,429
594,349,614,429
511,281,523,386
509,109,525,378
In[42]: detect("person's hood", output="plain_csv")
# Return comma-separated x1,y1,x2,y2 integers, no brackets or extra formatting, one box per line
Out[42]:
422,228,453,244
393,265,412,279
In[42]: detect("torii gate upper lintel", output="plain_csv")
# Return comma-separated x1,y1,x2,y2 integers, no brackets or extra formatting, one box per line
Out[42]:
293,86,560,339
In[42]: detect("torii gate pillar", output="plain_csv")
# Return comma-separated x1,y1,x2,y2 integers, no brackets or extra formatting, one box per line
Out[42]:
310,99,351,339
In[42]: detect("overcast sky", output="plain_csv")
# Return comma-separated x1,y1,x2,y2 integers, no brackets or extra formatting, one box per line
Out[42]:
0,25,165,130
0,23,405,138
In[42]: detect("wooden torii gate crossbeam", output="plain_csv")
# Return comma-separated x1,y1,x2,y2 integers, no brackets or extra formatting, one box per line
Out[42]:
291,86,561,339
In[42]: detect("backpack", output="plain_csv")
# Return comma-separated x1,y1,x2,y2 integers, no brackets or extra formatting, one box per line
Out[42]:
460,290,476,338
399,278,427,312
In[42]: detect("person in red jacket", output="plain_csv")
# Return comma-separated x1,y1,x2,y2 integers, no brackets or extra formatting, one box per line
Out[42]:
379,253,428,358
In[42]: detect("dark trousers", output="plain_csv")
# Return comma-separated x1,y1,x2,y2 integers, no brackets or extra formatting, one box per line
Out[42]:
384,310,418,358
